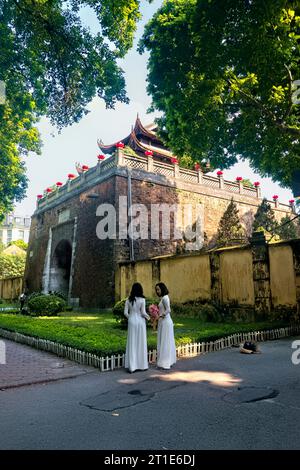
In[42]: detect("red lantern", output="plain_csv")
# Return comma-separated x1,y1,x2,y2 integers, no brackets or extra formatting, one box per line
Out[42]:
217,170,223,176
116,142,125,148
254,181,260,187
37,194,43,199
273,195,279,200
97,154,105,161
46,188,52,193
289,199,295,204
236,176,243,181
82,165,89,171
68,174,76,179
56,182,63,187
145,150,153,157
194,163,201,171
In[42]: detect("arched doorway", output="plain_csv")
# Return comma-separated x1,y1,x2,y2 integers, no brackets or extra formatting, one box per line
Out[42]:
49,240,72,298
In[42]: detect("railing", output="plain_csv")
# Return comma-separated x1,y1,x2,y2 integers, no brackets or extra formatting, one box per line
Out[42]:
0,324,299,372
36,151,292,211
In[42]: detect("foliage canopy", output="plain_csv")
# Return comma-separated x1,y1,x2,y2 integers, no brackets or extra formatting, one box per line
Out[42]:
140,0,300,188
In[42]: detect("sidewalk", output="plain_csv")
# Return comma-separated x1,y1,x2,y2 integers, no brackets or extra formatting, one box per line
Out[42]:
0,338,96,390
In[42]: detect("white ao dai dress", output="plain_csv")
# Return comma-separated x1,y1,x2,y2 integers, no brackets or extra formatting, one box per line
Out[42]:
157,294,176,369
124,297,150,373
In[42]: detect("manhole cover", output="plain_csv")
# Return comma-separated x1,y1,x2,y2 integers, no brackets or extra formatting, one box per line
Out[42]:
223,386,279,404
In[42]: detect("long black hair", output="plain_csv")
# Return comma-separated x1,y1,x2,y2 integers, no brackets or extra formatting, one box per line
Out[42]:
155,282,169,297
129,282,145,304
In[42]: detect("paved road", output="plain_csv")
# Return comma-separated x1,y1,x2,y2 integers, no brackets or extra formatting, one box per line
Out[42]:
0,336,299,450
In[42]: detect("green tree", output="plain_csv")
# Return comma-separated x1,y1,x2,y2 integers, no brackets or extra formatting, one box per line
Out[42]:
216,198,245,246
8,239,28,251
0,0,142,220
139,0,300,188
252,198,278,234
0,252,26,279
276,215,298,239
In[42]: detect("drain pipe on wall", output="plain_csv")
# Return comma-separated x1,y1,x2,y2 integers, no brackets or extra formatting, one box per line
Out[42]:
127,168,134,262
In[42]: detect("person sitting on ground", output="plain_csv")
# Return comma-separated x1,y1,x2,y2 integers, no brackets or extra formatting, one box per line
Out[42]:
240,341,261,354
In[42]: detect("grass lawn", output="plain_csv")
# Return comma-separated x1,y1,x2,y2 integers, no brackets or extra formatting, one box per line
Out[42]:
0,301,19,309
0,312,289,356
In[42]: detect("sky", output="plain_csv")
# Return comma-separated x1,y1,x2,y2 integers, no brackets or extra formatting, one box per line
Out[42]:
15,0,293,217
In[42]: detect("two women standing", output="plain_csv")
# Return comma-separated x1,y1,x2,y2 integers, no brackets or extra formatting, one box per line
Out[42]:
124,281,176,373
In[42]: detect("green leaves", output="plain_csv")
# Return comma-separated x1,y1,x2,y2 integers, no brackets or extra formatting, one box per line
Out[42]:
0,0,142,218
0,252,26,279
140,0,300,188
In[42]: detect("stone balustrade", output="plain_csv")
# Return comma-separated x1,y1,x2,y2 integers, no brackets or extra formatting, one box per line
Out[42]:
36,150,292,212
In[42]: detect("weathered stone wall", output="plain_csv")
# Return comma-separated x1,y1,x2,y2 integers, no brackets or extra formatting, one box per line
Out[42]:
113,173,291,265
25,178,117,308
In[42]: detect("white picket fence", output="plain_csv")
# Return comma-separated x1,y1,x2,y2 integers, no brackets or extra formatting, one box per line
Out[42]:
0,324,299,372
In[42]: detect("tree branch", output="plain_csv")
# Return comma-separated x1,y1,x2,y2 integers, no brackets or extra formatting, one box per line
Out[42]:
227,77,300,137
282,63,294,120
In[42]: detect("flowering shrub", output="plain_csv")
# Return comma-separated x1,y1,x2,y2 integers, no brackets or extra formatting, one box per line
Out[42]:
148,303,160,330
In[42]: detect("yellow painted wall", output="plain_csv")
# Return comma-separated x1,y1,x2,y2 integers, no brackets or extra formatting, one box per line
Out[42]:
160,255,211,302
135,262,153,298
117,243,299,309
117,261,153,300
0,277,23,300
269,245,297,307
220,250,254,305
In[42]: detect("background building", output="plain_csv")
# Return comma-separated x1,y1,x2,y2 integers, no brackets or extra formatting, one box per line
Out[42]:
0,212,31,245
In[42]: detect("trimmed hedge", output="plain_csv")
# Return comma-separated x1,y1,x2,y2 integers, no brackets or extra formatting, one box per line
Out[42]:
28,294,67,316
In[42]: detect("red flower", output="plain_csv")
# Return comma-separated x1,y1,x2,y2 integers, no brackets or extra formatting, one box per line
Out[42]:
254,181,260,187
273,195,279,200
37,194,43,199
289,199,295,204
46,188,52,193
171,157,178,164
145,150,153,156
68,174,76,179
217,170,223,176
194,163,201,171
116,142,125,148
97,154,105,160
236,176,243,181
56,182,63,187
82,165,89,171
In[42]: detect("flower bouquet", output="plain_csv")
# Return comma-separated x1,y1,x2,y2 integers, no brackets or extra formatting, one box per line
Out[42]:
148,304,159,331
